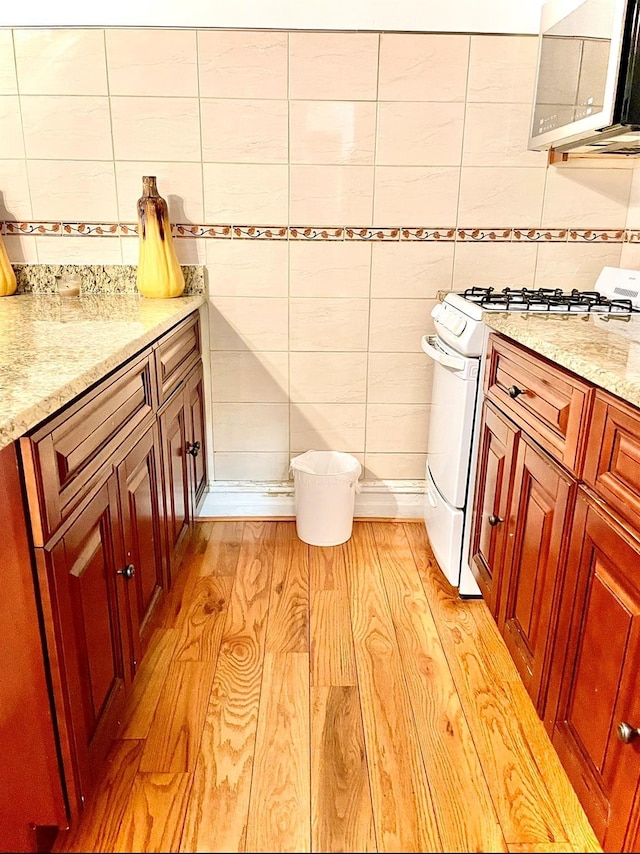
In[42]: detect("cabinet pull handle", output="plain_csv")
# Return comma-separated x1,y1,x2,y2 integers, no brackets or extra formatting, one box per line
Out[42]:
507,385,527,399
617,722,640,744
186,441,201,458
117,564,135,580
488,514,504,526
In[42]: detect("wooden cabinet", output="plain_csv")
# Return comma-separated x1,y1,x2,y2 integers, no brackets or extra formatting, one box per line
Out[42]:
159,379,191,578
473,333,640,852
115,420,167,679
470,400,519,617
159,360,207,584
548,491,640,853
186,361,207,511
499,434,575,713
471,394,575,715
472,335,587,715
2,307,206,850
20,351,157,547
484,333,592,476
0,443,66,854
37,475,130,819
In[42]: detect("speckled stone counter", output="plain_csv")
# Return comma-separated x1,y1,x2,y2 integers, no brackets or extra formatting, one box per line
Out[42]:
483,311,640,409
13,263,205,295
0,293,205,450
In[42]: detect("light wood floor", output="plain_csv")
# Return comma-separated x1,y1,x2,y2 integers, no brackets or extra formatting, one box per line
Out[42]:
52,520,602,853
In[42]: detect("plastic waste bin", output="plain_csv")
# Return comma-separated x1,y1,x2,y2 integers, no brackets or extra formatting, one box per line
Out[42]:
290,450,362,546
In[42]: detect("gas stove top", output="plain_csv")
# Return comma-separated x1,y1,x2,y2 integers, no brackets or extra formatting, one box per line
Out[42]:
452,268,640,315
433,268,640,358
459,285,636,314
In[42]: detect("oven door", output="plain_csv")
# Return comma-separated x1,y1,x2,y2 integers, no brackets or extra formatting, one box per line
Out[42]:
424,463,464,588
422,334,480,508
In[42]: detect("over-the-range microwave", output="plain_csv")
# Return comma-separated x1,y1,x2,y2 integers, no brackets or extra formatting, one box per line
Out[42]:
529,0,640,155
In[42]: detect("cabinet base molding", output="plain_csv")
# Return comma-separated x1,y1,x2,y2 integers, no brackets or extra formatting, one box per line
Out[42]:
199,479,425,519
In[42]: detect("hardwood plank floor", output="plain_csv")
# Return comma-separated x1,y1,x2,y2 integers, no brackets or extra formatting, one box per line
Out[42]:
52,520,601,854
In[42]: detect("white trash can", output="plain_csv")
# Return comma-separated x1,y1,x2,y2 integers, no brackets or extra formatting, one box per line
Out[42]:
290,450,362,546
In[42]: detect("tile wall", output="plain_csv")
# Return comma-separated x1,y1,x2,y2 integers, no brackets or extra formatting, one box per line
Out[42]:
0,27,636,484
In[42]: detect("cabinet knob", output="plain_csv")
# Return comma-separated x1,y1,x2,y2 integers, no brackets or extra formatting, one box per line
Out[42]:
117,563,135,580
617,722,640,744
488,514,504,526
507,385,527,399
186,441,201,458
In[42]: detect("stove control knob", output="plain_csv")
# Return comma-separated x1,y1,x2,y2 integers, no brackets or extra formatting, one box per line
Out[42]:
452,317,467,336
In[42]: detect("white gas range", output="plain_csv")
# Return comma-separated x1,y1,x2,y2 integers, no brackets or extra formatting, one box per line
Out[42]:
421,267,640,598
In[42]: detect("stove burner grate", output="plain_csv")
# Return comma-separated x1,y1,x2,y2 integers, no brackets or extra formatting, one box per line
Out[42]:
460,286,634,313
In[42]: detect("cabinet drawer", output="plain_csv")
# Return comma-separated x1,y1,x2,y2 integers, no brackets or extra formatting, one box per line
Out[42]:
21,350,156,546
484,334,593,476
154,312,201,405
584,390,640,538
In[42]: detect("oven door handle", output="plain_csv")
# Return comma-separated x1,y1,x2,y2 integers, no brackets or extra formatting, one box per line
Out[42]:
421,335,466,371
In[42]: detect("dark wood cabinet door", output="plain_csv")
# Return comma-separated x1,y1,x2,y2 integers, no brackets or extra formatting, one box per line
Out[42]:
45,476,129,815
499,435,574,715
551,492,640,852
116,421,166,679
0,444,66,853
186,361,207,511
159,387,191,583
470,401,519,617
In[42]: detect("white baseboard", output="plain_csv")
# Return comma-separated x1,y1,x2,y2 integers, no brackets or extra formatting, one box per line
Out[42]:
198,479,425,520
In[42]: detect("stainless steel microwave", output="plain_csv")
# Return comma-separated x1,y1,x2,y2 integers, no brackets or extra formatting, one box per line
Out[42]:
528,0,640,155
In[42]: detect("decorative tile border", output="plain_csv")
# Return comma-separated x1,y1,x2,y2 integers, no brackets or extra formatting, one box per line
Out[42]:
457,228,512,241
400,228,456,241
62,222,120,237
0,220,632,244
5,221,63,236
345,227,400,241
174,223,232,239
513,228,568,241
289,226,344,240
568,228,625,242
234,225,288,240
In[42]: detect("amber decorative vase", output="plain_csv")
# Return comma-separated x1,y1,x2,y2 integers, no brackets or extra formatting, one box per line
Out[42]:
136,176,185,299
0,231,17,297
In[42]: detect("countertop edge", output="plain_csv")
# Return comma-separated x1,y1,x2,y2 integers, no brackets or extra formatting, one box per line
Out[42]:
0,295,205,451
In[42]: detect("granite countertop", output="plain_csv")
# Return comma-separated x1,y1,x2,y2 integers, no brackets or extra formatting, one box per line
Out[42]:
0,293,205,450
483,310,640,408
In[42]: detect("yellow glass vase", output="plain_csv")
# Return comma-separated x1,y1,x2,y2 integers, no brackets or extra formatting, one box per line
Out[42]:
0,231,17,297
136,176,185,299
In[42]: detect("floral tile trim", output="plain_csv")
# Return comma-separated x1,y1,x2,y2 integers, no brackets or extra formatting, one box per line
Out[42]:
12,264,205,295
233,225,288,240
345,227,400,240
0,220,635,244
5,221,63,235
568,228,626,242
513,228,568,241
457,228,512,241
175,223,232,239
400,228,456,241
62,222,120,237
289,226,344,240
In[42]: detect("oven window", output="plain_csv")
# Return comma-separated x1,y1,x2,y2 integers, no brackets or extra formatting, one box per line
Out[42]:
532,0,616,138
